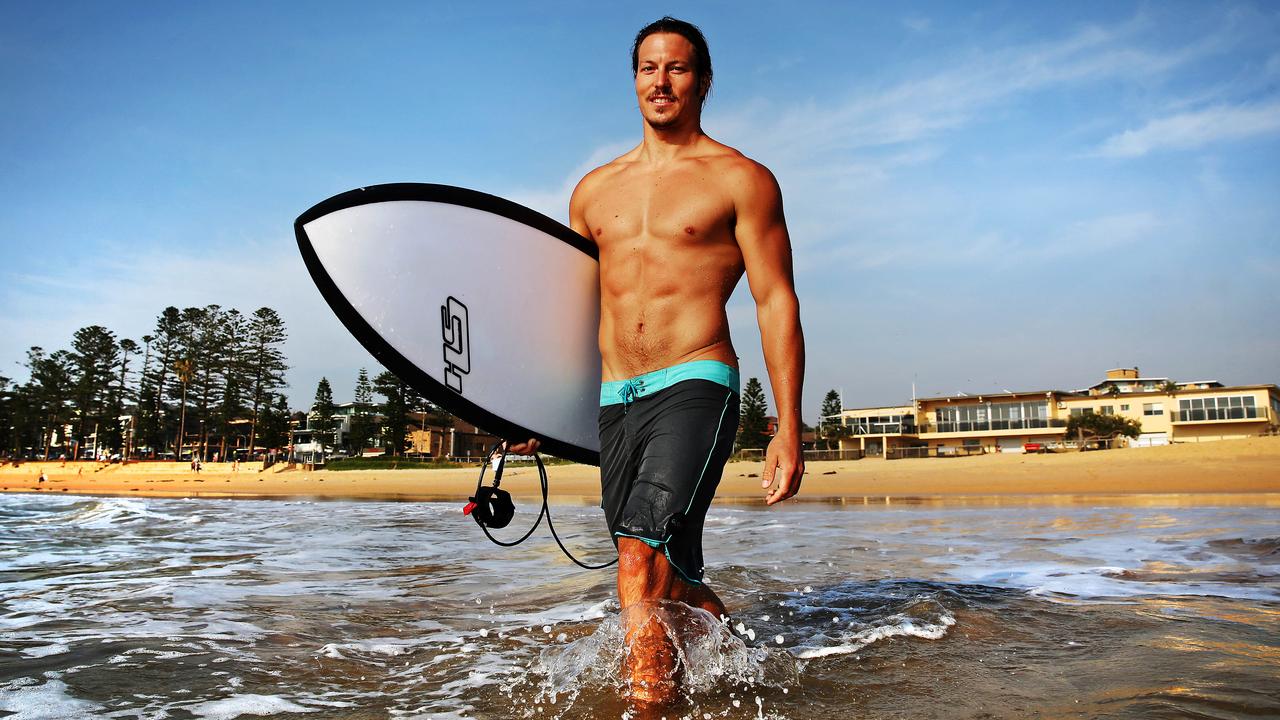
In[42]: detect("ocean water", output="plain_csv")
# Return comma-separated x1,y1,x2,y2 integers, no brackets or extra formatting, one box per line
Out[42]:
2,492,1278,719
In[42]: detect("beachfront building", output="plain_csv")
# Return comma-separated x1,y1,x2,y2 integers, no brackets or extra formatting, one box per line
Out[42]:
837,368,1279,458
836,405,918,458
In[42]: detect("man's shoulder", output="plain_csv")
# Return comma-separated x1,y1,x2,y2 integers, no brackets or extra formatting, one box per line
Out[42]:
570,154,631,209
698,145,779,194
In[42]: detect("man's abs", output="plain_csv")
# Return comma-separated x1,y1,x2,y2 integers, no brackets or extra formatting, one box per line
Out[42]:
595,223,744,380
598,297,737,382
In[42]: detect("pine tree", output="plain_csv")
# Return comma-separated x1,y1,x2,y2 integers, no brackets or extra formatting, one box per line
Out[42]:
69,325,120,457
181,305,226,461
736,377,770,452
346,368,375,455
254,392,288,448
310,377,337,447
213,309,250,458
258,393,290,450
22,347,75,459
0,375,13,458
114,338,139,456
245,307,288,458
145,307,185,453
819,389,844,449
373,370,411,457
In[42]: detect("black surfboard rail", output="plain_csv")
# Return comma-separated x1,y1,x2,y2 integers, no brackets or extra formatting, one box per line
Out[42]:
295,182,601,466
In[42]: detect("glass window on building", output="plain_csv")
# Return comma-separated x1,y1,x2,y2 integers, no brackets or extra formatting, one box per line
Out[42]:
1101,406,1114,415
1143,403,1163,416
1179,395,1261,421
1120,404,1130,411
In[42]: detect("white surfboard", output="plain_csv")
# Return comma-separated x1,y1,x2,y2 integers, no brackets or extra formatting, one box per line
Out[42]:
295,183,602,465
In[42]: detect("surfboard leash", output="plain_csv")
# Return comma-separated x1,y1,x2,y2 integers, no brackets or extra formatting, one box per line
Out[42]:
464,442,617,570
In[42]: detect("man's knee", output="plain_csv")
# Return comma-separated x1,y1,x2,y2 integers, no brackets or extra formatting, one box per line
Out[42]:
617,537,672,601
618,537,664,573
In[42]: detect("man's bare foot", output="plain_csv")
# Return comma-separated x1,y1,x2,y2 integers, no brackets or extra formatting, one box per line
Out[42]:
623,605,680,706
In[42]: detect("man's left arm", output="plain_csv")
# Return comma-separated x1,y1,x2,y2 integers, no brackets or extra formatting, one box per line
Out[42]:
732,160,806,505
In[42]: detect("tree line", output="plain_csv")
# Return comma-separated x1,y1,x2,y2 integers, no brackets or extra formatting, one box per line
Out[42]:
305,366,469,457
0,305,289,461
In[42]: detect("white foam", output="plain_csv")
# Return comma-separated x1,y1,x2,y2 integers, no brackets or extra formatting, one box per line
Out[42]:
183,693,315,718
791,607,956,659
0,678,104,720
491,597,617,625
318,638,422,659
19,643,69,658
39,498,194,528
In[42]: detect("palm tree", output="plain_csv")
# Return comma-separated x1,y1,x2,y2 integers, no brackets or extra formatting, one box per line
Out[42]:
173,358,195,459
139,334,155,398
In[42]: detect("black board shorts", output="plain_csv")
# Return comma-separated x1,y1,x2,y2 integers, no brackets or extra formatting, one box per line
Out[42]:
598,361,741,585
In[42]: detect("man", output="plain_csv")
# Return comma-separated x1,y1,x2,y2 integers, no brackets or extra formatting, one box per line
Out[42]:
510,16,804,704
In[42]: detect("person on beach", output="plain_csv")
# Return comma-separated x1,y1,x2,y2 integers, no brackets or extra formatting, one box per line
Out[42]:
508,16,805,705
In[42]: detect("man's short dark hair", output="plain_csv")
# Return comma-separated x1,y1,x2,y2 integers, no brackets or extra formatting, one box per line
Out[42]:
631,16,713,99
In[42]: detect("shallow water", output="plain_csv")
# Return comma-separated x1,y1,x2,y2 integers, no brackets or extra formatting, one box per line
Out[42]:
2,493,1278,719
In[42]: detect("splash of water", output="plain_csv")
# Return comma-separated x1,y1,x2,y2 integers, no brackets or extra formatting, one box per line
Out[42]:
506,600,797,716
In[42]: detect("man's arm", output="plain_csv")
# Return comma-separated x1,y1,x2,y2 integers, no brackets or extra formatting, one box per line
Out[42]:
731,160,805,505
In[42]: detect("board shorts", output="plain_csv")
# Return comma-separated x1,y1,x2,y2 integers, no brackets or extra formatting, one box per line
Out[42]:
598,360,741,585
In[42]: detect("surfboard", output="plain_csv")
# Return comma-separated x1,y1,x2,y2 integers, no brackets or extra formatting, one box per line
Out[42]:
295,183,602,466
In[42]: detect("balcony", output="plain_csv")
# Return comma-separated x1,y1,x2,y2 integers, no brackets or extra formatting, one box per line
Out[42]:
919,418,1066,434
849,423,917,436
1172,407,1269,424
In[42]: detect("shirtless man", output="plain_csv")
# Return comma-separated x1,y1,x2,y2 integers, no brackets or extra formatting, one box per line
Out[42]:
511,16,804,704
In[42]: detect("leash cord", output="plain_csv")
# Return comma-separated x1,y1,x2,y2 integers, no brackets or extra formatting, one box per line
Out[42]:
472,442,617,570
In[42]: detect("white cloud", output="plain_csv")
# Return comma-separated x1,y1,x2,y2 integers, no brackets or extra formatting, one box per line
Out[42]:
1041,211,1163,257
707,22,1208,163
0,238,372,407
1095,100,1280,157
504,141,634,223
903,15,931,34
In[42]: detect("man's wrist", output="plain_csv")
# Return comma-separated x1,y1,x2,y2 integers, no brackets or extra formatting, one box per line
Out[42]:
774,418,801,435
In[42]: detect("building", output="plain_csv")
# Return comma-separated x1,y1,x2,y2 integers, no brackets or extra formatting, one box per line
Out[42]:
836,368,1279,458
290,401,499,462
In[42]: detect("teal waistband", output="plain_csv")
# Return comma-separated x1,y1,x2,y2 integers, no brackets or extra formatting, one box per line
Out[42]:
600,360,741,407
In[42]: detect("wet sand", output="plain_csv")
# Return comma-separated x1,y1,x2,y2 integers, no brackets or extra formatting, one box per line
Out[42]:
3,435,1278,503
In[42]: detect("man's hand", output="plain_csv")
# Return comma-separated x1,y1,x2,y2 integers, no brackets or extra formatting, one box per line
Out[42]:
506,438,540,455
761,428,803,505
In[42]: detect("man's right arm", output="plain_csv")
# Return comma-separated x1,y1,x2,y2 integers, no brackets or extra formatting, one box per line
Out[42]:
568,172,595,240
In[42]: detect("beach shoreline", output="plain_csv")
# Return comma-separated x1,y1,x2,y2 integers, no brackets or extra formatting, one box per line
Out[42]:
3,435,1278,504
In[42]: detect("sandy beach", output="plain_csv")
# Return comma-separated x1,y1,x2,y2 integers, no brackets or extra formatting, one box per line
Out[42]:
3,435,1278,503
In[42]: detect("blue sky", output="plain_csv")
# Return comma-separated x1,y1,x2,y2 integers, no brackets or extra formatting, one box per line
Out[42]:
1,1,1277,420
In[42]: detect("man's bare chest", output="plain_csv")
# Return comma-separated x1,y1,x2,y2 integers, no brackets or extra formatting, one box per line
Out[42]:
585,170,734,247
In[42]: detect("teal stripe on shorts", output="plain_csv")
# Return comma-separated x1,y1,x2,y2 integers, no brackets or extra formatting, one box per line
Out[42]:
600,360,741,407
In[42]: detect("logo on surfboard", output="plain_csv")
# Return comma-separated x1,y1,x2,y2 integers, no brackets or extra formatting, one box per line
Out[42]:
441,296,470,393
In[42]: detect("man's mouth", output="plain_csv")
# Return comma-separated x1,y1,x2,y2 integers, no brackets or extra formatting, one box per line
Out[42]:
649,95,675,105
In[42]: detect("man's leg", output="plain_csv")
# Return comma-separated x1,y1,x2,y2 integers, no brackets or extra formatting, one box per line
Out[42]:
677,579,727,619
617,537,682,705
617,538,730,705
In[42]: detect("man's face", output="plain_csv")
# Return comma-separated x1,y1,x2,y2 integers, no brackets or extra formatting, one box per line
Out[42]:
634,32,704,129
